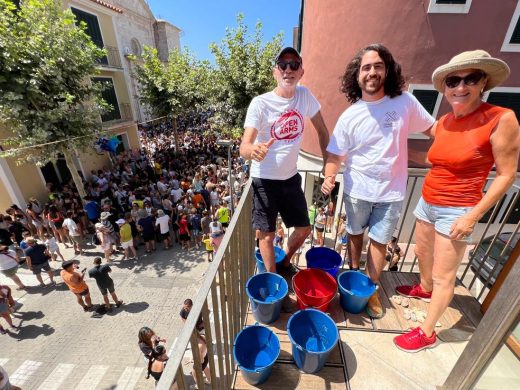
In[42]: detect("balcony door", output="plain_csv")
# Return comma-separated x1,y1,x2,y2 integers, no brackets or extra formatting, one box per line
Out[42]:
70,7,108,65
92,77,121,122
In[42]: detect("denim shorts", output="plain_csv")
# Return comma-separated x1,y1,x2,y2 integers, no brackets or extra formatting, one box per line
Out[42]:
414,197,474,242
343,194,403,244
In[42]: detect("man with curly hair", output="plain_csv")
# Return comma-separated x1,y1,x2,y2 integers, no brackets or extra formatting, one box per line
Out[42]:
321,44,434,319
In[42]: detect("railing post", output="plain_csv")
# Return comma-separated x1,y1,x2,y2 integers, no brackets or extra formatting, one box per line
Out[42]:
441,242,520,389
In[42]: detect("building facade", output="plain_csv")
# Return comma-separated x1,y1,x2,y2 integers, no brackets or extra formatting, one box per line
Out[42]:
298,0,520,160
295,0,520,237
0,0,181,211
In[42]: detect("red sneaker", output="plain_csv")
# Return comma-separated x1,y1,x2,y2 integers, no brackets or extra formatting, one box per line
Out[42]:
396,284,432,302
394,327,437,352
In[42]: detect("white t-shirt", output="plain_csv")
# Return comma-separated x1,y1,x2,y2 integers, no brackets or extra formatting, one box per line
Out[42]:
156,215,170,234
63,218,79,236
170,188,183,203
244,86,321,180
327,92,434,202
0,250,18,271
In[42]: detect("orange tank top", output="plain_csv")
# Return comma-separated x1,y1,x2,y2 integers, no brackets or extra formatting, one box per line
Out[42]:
60,269,88,294
422,103,511,207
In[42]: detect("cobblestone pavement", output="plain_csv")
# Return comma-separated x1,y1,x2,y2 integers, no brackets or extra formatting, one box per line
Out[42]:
0,240,210,389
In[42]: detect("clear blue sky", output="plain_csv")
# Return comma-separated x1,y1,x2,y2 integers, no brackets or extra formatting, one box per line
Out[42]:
146,0,301,61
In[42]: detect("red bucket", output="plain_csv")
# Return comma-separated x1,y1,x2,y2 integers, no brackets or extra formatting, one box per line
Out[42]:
293,269,337,311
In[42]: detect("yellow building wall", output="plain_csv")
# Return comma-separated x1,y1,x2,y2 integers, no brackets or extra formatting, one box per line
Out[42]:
0,177,13,212
5,158,48,204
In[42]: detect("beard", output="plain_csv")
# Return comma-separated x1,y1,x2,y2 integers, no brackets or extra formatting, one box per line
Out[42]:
359,76,385,96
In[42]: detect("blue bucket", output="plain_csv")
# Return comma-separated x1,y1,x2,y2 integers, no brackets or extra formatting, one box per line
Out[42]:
337,271,376,313
246,272,288,324
234,324,280,385
255,247,286,273
306,247,342,277
287,309,338,374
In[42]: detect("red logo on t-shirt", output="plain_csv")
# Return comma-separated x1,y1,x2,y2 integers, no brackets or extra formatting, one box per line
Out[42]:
271,110,304,141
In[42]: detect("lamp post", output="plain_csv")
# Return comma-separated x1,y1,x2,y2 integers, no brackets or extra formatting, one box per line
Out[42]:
216,139,234,216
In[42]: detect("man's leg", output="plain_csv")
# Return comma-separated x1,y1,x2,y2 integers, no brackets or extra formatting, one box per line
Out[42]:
346,234,364,269
366,239,387,283
46,270,54,283
109,291,123,306
365,200,403,319
102,294,110,309
84,293,92,308
35,273,45,286
284,226,311,266
258,231,276,272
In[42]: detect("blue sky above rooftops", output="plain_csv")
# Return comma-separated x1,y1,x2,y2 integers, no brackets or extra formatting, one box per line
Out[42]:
146,0,301,62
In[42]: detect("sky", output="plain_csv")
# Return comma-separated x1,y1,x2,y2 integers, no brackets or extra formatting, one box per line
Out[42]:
146,0,301,62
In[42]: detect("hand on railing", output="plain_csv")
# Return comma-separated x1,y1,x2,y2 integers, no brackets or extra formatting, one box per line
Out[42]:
321,174,336,195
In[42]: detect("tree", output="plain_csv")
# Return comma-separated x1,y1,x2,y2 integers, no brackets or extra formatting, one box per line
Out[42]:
0,0,107,197
134,46,215,150
209,14,283,137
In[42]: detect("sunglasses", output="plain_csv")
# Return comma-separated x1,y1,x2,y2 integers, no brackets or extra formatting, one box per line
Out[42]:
276,60,301,71
444,72,485,89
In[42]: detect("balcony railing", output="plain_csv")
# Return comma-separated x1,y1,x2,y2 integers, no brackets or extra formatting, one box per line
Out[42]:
101,103,133,125
158,169,520,389
96,46,122,69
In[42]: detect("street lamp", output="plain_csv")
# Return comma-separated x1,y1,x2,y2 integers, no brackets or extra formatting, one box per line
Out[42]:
216,139,234,216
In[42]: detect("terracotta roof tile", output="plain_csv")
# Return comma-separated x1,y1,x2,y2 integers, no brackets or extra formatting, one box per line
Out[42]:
88,0,123,13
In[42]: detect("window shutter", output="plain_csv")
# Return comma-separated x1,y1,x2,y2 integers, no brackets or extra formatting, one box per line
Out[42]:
510,17,520,44
70,7,104,49
412,90,439,116
487,92,520,122
92,77,121,122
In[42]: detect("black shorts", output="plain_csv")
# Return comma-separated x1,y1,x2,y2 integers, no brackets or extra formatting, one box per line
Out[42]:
158,232,169,241
252,173,309,232
143,234,155,242
98,282,115,295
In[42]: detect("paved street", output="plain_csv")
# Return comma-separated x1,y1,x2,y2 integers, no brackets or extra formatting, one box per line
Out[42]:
1,241,210,389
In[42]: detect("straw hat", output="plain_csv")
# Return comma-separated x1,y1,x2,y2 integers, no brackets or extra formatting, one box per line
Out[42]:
432,50,510,92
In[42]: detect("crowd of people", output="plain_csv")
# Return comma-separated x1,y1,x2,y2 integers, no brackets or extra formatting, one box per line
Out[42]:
0,111,249,331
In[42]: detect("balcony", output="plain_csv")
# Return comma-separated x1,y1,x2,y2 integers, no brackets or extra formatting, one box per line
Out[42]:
96,46,123,69
101,102,133,126
158,170,520,390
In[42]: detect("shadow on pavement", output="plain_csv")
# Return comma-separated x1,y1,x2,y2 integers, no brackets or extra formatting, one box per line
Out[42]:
120,301,149,314
12,310,45,321
12,323,55,340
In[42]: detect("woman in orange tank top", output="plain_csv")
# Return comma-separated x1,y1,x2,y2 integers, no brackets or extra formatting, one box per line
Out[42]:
394,51,520,352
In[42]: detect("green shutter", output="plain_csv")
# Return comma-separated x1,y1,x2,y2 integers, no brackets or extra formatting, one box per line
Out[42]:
70,7,104,48
510,17,520,44
487,92,520,122
436,0,466,4
92,77,121,122
412,89,439,116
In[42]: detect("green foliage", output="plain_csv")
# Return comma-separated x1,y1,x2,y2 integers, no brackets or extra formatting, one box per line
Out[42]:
209,14,283,137
134,46,215,119
135,13,283,139
0,0,106,165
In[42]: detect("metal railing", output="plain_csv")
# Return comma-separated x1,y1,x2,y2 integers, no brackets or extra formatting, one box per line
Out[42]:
96,46,123,69
158,168,520,389
158,180,256,389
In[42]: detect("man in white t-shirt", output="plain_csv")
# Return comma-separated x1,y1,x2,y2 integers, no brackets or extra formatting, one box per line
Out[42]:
155,209,171,250
240,47,330,275
63,211,84,255
322,44,434,318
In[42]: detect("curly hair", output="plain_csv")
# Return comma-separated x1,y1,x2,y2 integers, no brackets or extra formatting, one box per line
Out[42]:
340,44,405,104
